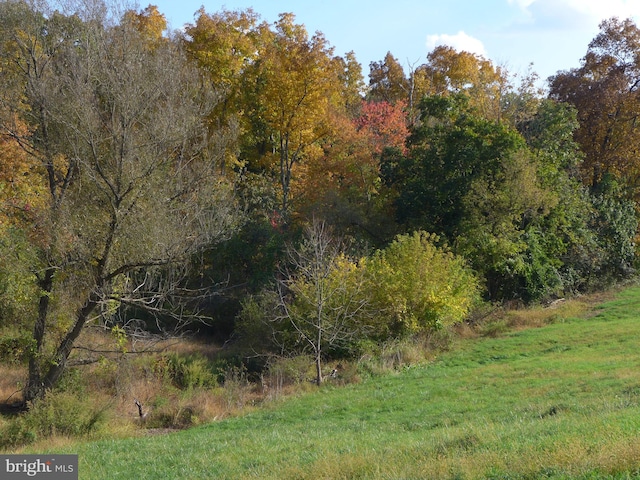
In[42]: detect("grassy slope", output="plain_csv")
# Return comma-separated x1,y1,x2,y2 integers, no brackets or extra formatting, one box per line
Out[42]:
67,288,640,479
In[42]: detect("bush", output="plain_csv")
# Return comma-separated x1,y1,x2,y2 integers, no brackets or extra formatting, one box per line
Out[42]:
589,183,638,284
0,391,107,448
266,355,315,387
0,334,33,364
235,288,286,353
157,353,218,390
357,332,453,377
237,229,481,357
364,231,480,337
220,363,251,409
144,400,203,429
0,227,39,331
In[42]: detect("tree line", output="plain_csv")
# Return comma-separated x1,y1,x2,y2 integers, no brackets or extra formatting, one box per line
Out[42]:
0,1,637,398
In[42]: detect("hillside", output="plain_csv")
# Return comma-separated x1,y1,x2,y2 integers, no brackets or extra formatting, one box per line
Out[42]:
3,1,639,417
51,286,640,479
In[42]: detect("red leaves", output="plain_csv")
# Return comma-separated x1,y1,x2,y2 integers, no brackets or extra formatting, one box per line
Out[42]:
355,100,409,155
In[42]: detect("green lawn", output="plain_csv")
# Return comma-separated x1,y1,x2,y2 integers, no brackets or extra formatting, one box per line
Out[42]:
68,287,640,479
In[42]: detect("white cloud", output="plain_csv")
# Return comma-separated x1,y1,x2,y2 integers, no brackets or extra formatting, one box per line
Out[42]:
508,0,536,9
511,0,640,26
426,31,487,57
560,0,640,19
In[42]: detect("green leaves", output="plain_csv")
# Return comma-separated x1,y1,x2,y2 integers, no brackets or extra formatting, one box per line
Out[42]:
238,227,479,362
382,85,639,303
365,231,479,336
391,94,526,238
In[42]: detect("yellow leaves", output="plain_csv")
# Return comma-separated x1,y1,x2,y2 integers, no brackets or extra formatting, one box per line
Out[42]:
110,325,128,354
241,14,340,211
185,7,351,212
427,45,500,93
281,226,478,342
415,45,507,121
368,52,409,104
366,231,479,335
259,37,333,136
0,117,47,231
0,131,29,192
184,8,262,87
332,253,359,273
123,5,167,46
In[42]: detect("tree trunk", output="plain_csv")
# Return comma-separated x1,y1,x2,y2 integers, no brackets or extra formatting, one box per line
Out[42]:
23,290,99,404
315,315,323,385
315,351,323,385
280,134,291,213
24,267,55,404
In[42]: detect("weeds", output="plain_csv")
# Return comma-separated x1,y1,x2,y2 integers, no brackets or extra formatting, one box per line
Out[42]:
159,353,218,390
0,391,108,449
357,331,451,376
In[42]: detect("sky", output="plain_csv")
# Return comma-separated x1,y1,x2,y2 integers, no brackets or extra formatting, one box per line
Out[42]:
149,0,640,87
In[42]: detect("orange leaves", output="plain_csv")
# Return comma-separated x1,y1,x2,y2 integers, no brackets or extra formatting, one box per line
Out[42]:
549,17,640,192
300,100,409,216
355,101,409,155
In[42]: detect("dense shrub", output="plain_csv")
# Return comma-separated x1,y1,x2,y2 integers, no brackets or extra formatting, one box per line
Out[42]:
589,180,638,283
364,231,480,337
0,227,38,331
155,353,218,390
265,355,315,386
237,229,480,358
0,392,107,448
144,401,203,429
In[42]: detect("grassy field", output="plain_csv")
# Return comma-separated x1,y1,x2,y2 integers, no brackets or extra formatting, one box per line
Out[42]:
52,287,640,478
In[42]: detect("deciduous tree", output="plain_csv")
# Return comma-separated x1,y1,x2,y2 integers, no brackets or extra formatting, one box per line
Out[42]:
123,4,166,45
367,52,408,104
364,231,479,336
183,8,269,174
415,46,508,121
245,13,341,214
549,17,640,193
277,219,368,384
300,99,408,243
0,1,240,403
385,94,525,238
334,50,366,115
384,94,598,301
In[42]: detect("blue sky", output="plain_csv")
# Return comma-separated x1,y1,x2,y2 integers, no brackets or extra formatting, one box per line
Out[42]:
150,0,640,87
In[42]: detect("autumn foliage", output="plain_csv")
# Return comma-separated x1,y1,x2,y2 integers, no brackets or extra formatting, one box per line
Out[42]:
0,1,638,404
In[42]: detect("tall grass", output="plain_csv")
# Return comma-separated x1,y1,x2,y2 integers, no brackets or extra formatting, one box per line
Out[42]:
40,286,640,479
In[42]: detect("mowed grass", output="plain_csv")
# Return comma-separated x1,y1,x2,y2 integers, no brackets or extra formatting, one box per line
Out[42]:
63,288,640,479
